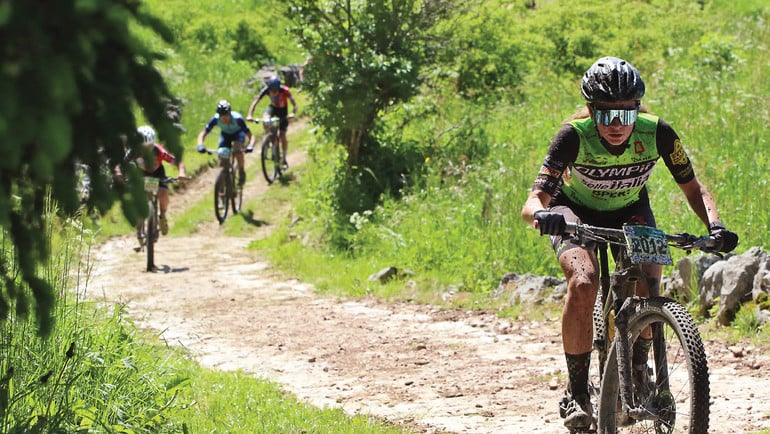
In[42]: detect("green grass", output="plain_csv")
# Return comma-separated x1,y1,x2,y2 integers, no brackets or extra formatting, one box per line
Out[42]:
177,366,405,433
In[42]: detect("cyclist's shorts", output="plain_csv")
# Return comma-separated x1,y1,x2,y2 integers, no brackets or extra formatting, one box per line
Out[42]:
548,190,656,259
144,165,170,189
219,132,246,153
265,105,290,131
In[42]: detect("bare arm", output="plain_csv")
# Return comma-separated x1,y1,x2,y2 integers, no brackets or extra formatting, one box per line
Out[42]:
247,97,261,120
175,161,187,179
521,189,553,228
678,177,723,229
196,129,208,144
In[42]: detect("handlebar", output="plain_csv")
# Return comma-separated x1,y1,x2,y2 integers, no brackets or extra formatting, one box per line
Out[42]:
247,113,295,124
564,222,720,253
198,146,253,155
248,116,282,125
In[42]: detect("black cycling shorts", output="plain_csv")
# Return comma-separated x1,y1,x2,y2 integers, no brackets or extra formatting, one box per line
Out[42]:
547,190,656,259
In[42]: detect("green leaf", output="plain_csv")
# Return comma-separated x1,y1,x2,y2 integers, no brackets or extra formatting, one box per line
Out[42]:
40,115,73,165
0,2,11,27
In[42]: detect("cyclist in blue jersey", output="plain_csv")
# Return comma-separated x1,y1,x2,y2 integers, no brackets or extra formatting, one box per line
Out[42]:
520,56,738,431
196,100,256,185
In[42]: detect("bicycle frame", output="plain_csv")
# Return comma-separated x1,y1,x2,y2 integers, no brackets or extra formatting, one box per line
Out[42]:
205,147,243,224
138,176,176,272
598,244,661,421
564,222,714,433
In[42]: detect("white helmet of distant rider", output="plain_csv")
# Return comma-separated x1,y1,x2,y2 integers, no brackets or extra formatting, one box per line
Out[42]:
138,125,156,147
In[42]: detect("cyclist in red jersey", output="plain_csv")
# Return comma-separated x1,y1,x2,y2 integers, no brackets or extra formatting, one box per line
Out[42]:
133,125,187,236
247,75,298,169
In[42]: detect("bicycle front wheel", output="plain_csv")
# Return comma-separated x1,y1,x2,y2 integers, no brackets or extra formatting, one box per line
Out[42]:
214,169,229,223
598,297,709,434
261,133,280,184
145,200,158,272
231,161,243,214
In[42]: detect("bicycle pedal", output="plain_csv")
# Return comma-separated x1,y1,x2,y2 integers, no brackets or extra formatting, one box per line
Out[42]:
559,395,570,418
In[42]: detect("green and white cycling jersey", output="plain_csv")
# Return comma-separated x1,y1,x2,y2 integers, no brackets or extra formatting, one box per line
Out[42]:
532,112,695,212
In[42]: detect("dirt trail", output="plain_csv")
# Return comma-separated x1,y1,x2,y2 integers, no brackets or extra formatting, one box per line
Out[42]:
83,127,770,433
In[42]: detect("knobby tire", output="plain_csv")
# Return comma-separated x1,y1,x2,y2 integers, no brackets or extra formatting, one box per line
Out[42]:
590,290,610,415
231,160,243,214
146,200,157,272
261,133,281,184
597,297,709,434
214,169,229,224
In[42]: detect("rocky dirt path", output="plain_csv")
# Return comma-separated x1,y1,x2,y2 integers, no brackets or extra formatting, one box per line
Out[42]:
83,128,770,433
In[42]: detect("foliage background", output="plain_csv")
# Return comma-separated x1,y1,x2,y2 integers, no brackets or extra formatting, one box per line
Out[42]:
276,0,770,296
131,0,769,300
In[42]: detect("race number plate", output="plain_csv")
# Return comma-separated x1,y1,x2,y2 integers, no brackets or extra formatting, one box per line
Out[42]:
623,225,673,265
143,176,160,194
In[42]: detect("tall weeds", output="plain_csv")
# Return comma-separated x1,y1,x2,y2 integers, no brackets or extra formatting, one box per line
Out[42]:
0,197,190,433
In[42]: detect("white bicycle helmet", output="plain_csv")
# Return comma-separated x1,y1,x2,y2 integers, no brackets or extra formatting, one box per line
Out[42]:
137,125,156,146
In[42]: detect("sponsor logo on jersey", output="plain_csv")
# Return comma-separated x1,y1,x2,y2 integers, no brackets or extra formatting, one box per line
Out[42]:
670,139,689,165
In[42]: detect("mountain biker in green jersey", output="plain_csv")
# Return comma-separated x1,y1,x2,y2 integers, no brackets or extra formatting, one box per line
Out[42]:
520,56,738,431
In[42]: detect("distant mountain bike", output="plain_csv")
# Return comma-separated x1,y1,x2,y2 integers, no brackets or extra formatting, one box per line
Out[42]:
202,146,251,224
135,176,177,272
252,115,292,184
556,222,715,434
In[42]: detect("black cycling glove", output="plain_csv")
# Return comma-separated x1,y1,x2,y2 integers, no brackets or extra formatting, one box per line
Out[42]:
534,210,567,236
709,223,738,253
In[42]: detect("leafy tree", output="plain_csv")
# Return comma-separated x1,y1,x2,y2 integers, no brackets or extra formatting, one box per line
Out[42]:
0,0,180,336
287,0,460,223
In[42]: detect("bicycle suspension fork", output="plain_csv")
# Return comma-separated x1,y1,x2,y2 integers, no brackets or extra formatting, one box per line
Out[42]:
609,259,645,417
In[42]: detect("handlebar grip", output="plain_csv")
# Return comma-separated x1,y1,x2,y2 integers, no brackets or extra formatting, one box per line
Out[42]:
564,221,579,235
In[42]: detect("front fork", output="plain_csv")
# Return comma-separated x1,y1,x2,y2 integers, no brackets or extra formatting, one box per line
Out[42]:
611,266,641,416
611,266,669,422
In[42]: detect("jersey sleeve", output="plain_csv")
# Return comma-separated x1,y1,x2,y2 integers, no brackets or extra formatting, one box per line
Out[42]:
204,116,218,133
235,116,251,134
531,124,579,196
154,144,176,164
256,87,268,101
286,88,297,108
656,119,695,184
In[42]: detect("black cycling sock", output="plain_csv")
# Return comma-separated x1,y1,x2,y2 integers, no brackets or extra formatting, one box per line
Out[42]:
566,351,591,396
